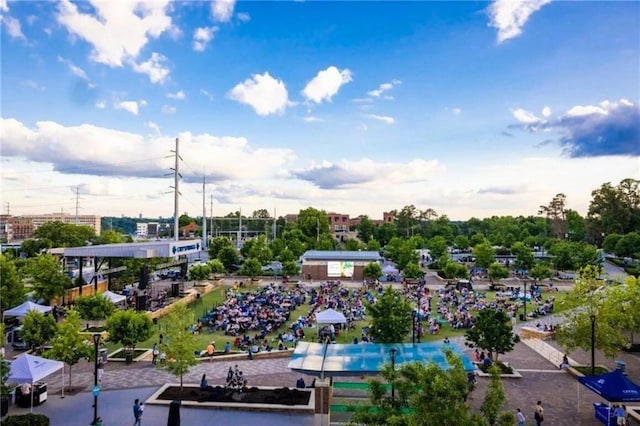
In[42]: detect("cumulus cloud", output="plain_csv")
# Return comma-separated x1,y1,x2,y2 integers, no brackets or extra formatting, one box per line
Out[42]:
365,114,395,124
367,79,401,98
56,0,174,67
167,90,186,100
542,106,552,117
131,52,170,84
0,118,297,183
145,121,160,135
193,26,218,52
1,14,25,40
512,99,640,157
512,108,540,124
115,101,141,115
289,158,443,189
227,72,289,116
77,181,124,197
487,0,551,43
212,0,235,22
161,105,176,114
302,66,352,104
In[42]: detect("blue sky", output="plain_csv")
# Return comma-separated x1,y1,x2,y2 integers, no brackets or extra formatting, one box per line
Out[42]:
1,0,638,221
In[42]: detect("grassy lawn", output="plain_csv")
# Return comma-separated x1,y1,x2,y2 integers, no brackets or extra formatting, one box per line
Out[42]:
103,285,571,353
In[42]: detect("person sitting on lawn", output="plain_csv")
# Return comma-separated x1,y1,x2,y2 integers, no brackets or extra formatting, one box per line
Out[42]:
224,341,231,354
206,341,215,361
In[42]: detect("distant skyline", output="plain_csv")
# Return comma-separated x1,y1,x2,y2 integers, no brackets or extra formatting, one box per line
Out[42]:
1,0,638,221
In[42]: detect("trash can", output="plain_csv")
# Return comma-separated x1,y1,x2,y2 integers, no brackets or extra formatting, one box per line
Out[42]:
99,347,108,363
615,360,627,375
168,400,181,426
34,382,47,406
125,352,133,364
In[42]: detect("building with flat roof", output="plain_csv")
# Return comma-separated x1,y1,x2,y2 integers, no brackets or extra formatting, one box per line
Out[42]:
300,250,382,281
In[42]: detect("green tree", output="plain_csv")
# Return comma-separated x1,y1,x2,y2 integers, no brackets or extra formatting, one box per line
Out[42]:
0,254,25,311
427,236,448,259
614,232,640,258
442,262,469,279
297,207,330,246
21,310,57,353
45,309,92,391
366,286,412,344
160,304,199,390
105,310,153,352
488,262,509,284
92,229,125,245
465,309,519,362
188,263,211,281
549,241,599,271
19,238,51,258
75,294,114,321
217,246,239,271
33,221,95,247
512,242,534,271
480,365,507,426
282,260,300,277
586,178,640,240
349,350,485,426
23,254,72,303
242,235,273,265
539,193,568,239
602,234,622,253
454,235,470,251
344,239,361,251
363,262,383,282
240,258,262,278
281,229,308,258
375,223,397,246
473,243,495,269
207,259,226,275
403,262,423,279
357,216,376,243
208,237,234,259
605,277,640,346
529,262,552,284
366,239,382,252
556,265,628,359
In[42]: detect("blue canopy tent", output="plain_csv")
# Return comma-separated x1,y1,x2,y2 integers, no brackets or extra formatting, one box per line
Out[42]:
578,370,640,425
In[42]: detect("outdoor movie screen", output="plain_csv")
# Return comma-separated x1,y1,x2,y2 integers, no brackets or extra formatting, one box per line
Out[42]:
327,261,355,278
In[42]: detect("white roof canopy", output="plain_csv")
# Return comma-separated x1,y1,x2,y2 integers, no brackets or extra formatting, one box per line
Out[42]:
8,354,63,384
4,301,53,318
102,290,126,304
315,308,347,324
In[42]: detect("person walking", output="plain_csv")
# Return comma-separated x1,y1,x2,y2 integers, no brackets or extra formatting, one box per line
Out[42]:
133,398,142,426
614,404,626,426
97,360,105,382
516,408,526,426
534,400,544,425
152,343,159,365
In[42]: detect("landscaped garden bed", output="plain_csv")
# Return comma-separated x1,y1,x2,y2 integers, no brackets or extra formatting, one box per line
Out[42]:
108,348,150,362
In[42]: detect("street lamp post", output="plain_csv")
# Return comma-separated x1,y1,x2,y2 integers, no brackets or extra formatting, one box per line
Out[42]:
390,348,397,400
590,314,596,376
92,333,101,425
523,282,527,321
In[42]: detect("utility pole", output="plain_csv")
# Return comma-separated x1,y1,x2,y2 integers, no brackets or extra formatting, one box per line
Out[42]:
75,186,79,225
238,208,242,249
202,173,207,251
170,138,182,242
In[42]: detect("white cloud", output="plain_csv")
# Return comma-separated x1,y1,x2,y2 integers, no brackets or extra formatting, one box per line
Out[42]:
167,90,186,100
367,80,401,97
145,121,161,135
131,52,170,84
227,72,289,116
0,0,8,13
115,101,140,115
212,0,235,22
487,0,551,43
95,100,106,109
566,104,608,117
56,0,173,67
1,15,25,40
303,116,322,123
200,89,214,101
512,108,540,124
193,26,218,52
162,105,176,114
58,56,89,80
365,114,395,124
542,106,552,117
302,66,353,104
77,181,124,197
237,12,251,23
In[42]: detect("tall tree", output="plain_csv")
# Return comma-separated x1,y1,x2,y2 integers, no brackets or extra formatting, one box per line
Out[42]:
0,254,25,312
240,258,262,278
481,366,512,426
357,216,376,243
539,193,567,239
297,207,330,246
366,286,412,343
208,237,234,259
465,309,519,362
488,262,509,284
587,178,640,239
473,243,495,269
75,294,114,322
427,236,448,259
21,310,57,353
375,223,397,246
363,262,383,282
160,304,199,390
105,310,153,352
33,221,95,247
217,246,239,271
45,309,92,391
512,242,535,271
23,254,72,303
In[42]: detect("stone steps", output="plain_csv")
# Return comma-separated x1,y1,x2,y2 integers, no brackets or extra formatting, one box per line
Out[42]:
520,338,577,368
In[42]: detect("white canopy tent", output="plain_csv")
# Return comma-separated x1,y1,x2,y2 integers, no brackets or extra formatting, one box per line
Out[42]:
4,301,53,318
102,290,126,305
315,308,347,324
8,354,64,412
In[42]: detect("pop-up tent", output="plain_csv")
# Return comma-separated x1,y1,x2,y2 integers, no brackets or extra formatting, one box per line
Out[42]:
578,369,640,402
102,290,127,305
315,308,347,324
4,301,53,318
8,354,64,412
382,263,399,275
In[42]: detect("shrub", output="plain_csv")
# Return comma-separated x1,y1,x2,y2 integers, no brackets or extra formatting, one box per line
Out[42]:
3,413,50,426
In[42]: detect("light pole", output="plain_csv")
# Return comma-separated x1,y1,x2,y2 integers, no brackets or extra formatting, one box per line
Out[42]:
523,282,527,321
590,314,596,376
412,311,416,345
389,348,397,400
92,333,101,425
